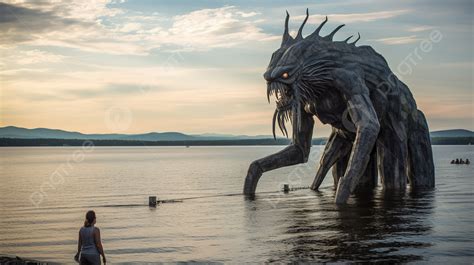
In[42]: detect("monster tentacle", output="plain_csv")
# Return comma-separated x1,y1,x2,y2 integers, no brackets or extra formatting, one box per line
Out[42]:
294,86,302,133
278,110,289,137
272,109,278,139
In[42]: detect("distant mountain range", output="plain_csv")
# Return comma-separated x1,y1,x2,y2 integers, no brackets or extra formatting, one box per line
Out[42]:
0,126,279,141
429,129,474,138
0,126,472,141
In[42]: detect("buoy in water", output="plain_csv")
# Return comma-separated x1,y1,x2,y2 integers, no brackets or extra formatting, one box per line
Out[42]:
149,196,157,207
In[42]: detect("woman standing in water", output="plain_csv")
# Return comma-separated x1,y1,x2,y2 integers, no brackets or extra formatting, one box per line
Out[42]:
75,210,107,264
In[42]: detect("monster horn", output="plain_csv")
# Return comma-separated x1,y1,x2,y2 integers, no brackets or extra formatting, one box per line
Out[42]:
350,32,361,45
296,8,309,40
324,24,345,41
343,35,353,43
281,11,293,46
308,16,328,39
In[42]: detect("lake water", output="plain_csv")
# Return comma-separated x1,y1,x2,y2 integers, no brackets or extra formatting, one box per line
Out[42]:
0,145,472,264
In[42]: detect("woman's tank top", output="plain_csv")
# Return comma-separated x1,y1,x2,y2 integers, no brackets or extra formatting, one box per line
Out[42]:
80,226,100,255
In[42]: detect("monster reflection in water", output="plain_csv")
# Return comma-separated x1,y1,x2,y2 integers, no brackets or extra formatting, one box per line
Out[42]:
244,189,435,263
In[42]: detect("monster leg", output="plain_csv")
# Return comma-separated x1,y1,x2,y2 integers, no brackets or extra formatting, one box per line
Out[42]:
407,110,435,188
332,152,349,188
243,111,314,195
332,68,380,204
333,147,378,192
377,125,409,190
310,129,352,190
354,147,378,192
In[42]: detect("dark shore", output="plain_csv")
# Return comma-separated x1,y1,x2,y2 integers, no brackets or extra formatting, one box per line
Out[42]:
0,255,54,265
0,136,472,146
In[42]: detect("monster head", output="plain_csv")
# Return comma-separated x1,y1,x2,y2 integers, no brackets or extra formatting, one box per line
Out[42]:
263,9,359,139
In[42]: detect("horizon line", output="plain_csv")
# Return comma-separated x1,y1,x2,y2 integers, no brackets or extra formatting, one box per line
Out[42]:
0,124,473,137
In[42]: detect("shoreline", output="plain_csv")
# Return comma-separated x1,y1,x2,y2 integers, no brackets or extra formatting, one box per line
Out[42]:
0,255,53,265
0,137,472,146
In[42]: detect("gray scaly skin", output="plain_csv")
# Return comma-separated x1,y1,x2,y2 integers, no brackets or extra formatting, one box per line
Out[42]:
243,10,435,204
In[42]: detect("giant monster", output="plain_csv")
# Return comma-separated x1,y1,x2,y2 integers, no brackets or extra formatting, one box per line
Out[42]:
243,10,435,204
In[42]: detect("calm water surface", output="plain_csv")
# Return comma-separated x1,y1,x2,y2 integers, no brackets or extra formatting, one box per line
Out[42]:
0,146,472,263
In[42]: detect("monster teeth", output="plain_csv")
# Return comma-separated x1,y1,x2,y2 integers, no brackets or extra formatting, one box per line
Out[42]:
267,84,278,103
267,82,290,104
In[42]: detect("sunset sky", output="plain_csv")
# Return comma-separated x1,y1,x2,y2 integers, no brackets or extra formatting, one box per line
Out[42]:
0,0,472,137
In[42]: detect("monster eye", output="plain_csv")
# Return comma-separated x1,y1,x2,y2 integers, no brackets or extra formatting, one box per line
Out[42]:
282,72,289,79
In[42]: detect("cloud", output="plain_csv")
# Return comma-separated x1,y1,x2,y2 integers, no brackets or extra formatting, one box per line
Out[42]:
2,0,123,21
159,6,277,50
9,49,66,65
418,97,473,119
119,22,142,32
66,83,155,98
0,62,259,102
0,67,49,76
0,1,136,55
0,2,91,45
0,2,276,54
293,9,411,24
0,61,270,133
369,35,420,45
408,26,435,32
236,11,260,18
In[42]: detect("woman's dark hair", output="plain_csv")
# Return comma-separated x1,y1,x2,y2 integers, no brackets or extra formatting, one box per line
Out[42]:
84,210,96,227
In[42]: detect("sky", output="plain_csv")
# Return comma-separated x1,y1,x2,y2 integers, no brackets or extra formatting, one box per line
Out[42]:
0,0,472,137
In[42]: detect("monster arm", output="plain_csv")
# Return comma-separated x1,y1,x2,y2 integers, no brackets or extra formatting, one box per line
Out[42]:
310,129,352,191
332,68,380,204
243,111,314,195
